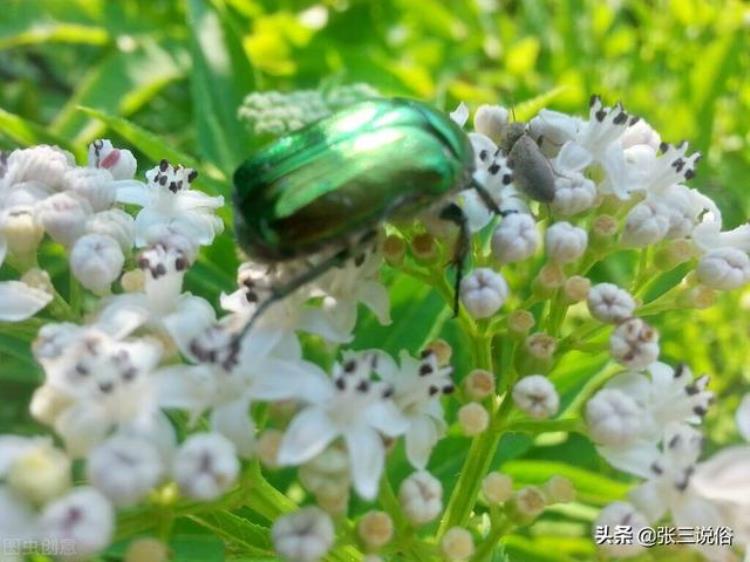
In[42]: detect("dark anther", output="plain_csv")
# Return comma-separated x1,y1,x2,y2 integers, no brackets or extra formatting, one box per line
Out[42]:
684,169,695,180
420,349,434,359
188,170,198,182
356,380,370,393
175,257,188,271
382,386,394,399
154,263,167,278
651,462,663,475
659,141,670,153
629,116,641,125
75,363,89,376
674,363,685,378
685,383,699,396
245,291,258,303
442,384,455,394
98,382,114,394
335,377,346,390
137,256,150,270
694,405,707,417
668,433,680,449
419,363,433,376
488,163,501,175
613,112,628,125
589,94,599,108
168,181,178,193
502,173,513,185
159,175,168,186
343,359,357,373
479,150,488,161
595,108,607,122
159,159,169,172
428,385,439,396
121,368,137,381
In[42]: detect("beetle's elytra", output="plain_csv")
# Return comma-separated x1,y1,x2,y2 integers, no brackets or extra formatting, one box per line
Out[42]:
233,98,475,263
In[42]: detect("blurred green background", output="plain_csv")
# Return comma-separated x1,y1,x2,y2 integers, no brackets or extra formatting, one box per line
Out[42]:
1,1,749,559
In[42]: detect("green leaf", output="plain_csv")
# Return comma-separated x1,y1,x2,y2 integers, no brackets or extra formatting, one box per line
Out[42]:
51,39,188,145
189,512,273,557
77,106,228,196
0,107,79,157
185,0,255,174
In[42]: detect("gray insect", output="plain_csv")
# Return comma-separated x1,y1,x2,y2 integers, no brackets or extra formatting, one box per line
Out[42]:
500,122,556,204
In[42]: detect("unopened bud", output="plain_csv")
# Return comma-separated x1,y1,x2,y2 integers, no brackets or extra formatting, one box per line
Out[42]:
70,233,125,295
382,234,406,266
655,238,694,270
8,442,71,505
257,429,283,469
0,207,43,260
464,369,495,400
482,472,513,504
533,263,566,297
678,284,717,309
120,269,145,293
36,192,92,247
423,339,452,366
544,475,576,504
458,403,490,436
29,384,72,425
564,275,591,303
515,333,557,375
358,511,393,549
508,309,535,337
441,527,475,561
512,486,547,521
316,488,350,515
590,214,617,252
21,268,54,296
411,233,438,263
124,538,170,562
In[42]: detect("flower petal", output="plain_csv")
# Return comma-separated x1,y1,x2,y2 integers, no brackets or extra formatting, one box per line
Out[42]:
115,182,152,206
0,281,52,322
357,280,391,325
405,416,439,470
365,400,410,438
597,441,660,479
737,394,750,442
692,445,750,504
554,141,592,173
211,397,256,458
277,407,338,466
345,426,385,500
629,479,668,522
248,359,331,403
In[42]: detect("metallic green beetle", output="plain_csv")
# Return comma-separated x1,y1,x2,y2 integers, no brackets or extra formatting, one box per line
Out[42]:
233,97,502,335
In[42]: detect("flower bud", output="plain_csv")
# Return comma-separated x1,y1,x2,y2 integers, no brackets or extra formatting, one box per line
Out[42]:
0,206,44,260
460,268,508,319
399,471,443,525
257,429,284,469
423,339,452,366
590,214,618,251
491,213,539,263
87,435,163,507
21,267,54,296
89,139,137,180
120,269,145,293
124,538,170,562
30,384,72,425
482,472,513,504
587,283,635,324
696,247,750,290
441,527,475,561
86,209,135,252
512,375,559,419
515,333,557,375
586,389,643,446
382,234,406,265
358,511,394,549
508,309,535,337
458,402,490,436
62,167,116,211
544,475,576,503
678,284,716,309
512,486,547,521
464,369,495,400
621,199,671,247
70,233,125,295
551,174,597,216
564,275,591,302
655,238,694,270
8,442,71,504
609,318,659,370
411,232,438,263
474,104,508,142
273,506,335,562
173,433,239,501
546,222,588,263
316,488,350,516
533,263,566,297
4,145,74,189
36,192,93,247
299,447,350,500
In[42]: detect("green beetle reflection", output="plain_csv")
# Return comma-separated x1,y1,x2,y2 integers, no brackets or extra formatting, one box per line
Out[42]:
233,98,506,336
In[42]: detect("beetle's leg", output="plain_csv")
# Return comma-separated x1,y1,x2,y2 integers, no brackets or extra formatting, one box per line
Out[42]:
439,203,470,318
469,178,519,219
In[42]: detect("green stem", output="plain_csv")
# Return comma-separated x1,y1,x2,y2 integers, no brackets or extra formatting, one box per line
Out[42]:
471,518,513,561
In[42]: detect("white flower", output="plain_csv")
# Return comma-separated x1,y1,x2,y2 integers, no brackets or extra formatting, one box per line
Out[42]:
33,324,163,456
272,506,335,562
278,354,409,500
587,283,636,324
696,247,750,290
459,267,508,319
3,437,71,505
473,104,509,141
609,318,660,370
70,233,124,295
87,435,163,507
1,145,74,190
85,208,135,252
482,472,513,504
344,349,452,470
550,173,597,216
399,470,443,524
491,212,539,263
117,159,223,247
589,363,713,477
595,502,649,558
38,487,114,559
0,280,52,322
88,139,137,180
545,221,587,263
621,118,661,150
512,375,560,419
528,109,582,157
0,486,38,545
0,206,44,258
621,199,671,247
441,527,475,561
35,191,92,247
586,388,643,447
62,167,117,211
173,433,239,501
